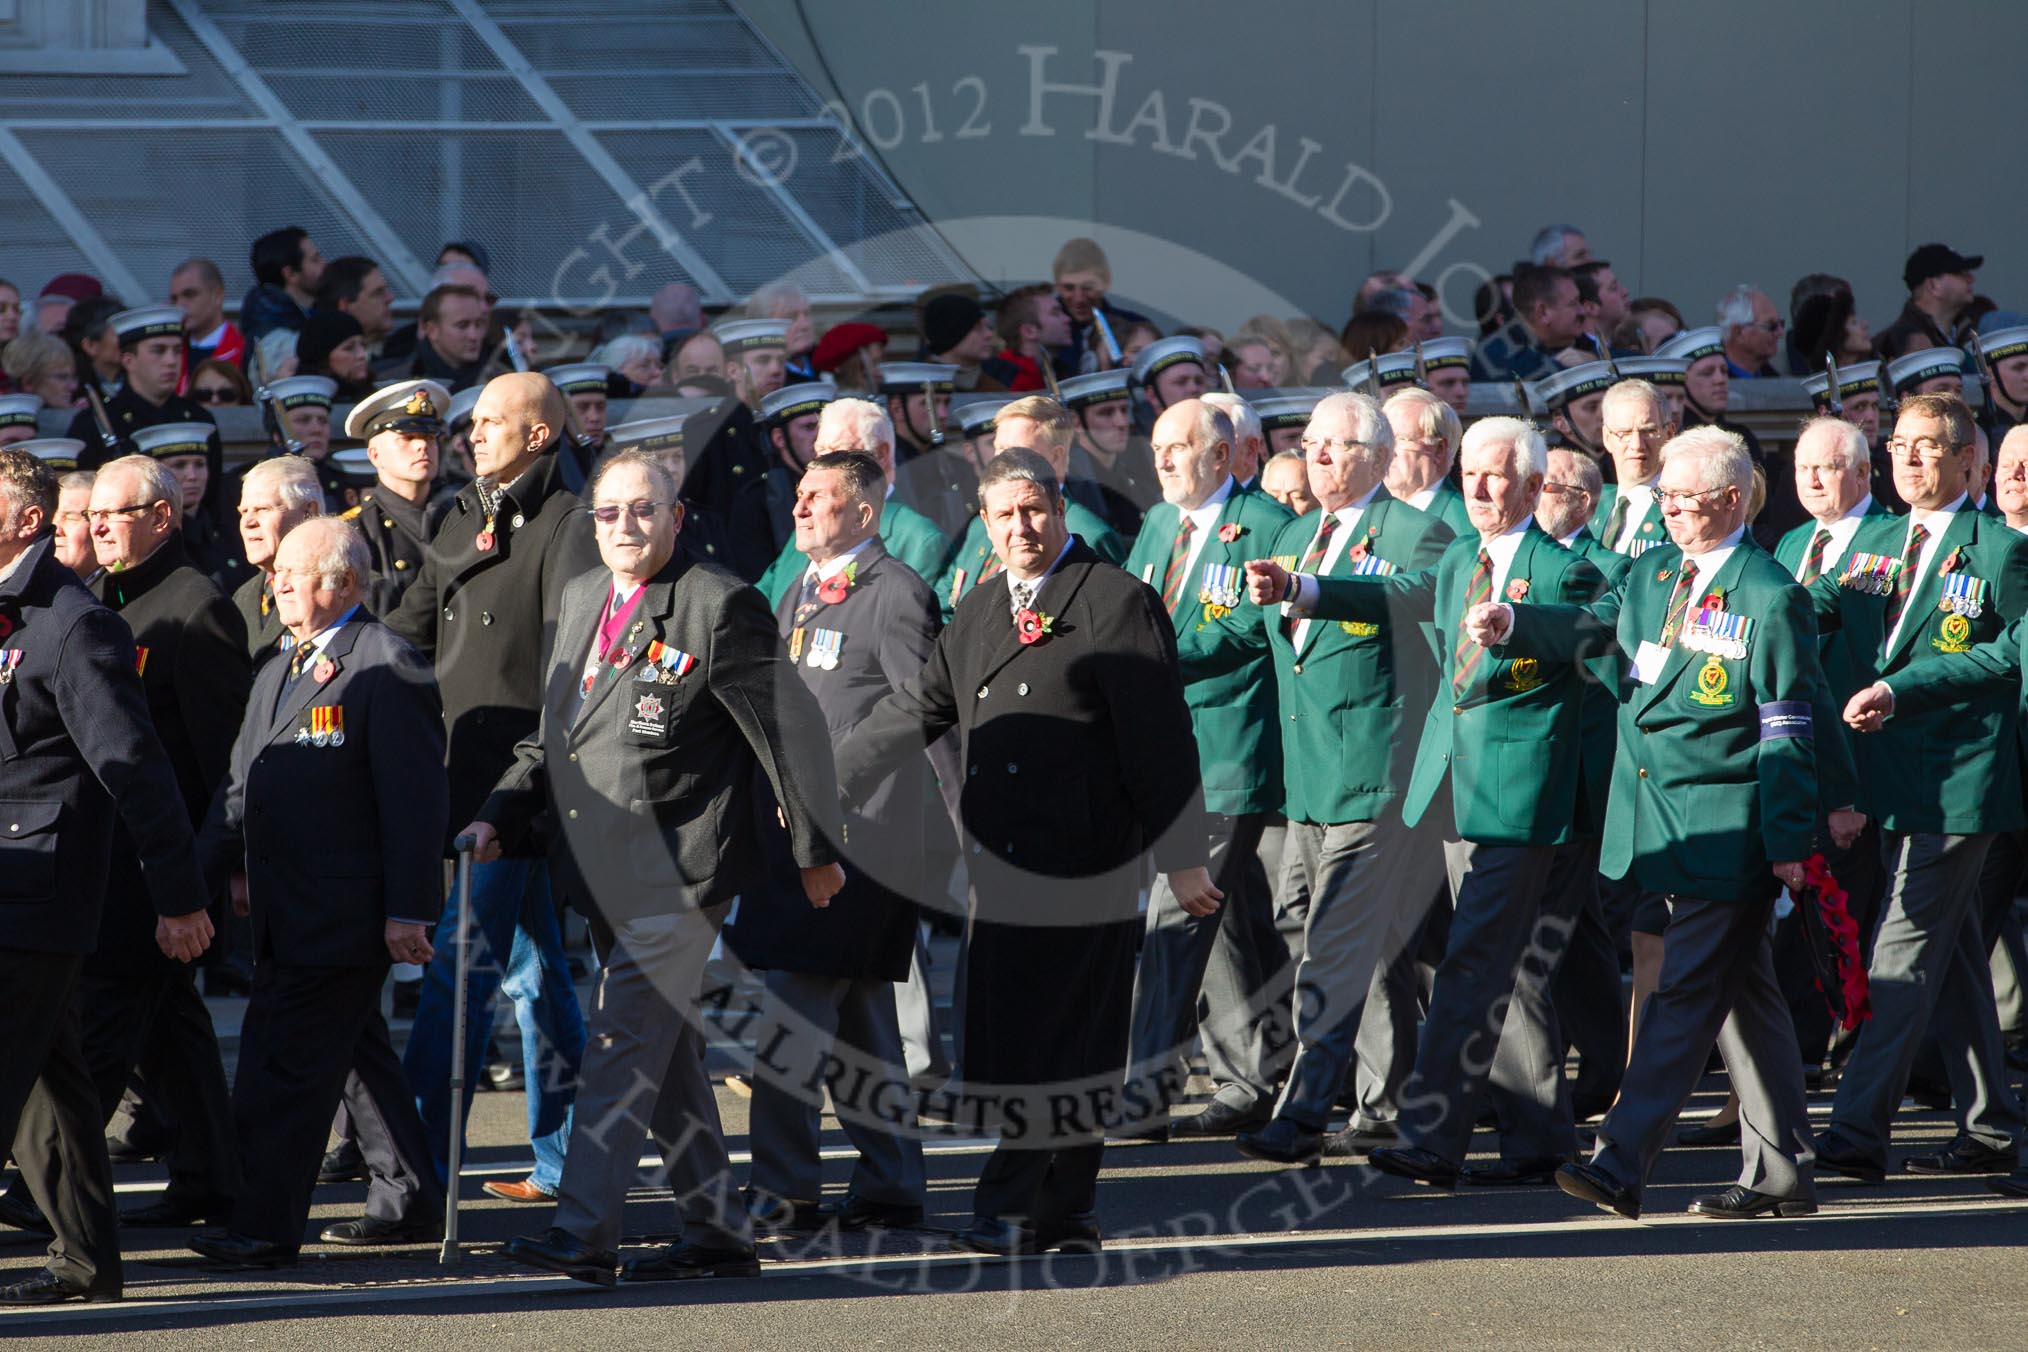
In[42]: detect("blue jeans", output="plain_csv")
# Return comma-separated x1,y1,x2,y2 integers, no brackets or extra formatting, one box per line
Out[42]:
404,857,586,1191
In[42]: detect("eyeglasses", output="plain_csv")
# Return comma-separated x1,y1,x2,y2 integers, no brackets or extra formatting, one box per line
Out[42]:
1750,318,1786,334
1657,486,1729,509
193,386,238,403
1298,436,1366,458
86,502,159,525
1885,436,1961,463
590,501,667,524
1540,481,1588,496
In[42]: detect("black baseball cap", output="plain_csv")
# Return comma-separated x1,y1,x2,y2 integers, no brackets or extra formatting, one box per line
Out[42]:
1904,243,1982,290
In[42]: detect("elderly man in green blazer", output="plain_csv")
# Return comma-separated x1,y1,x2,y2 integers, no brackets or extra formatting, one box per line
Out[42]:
1118,399,1292,1138
1807,393,2028,1184
1380,388,1474,537
1224,391,1454,1165
1469,424,1845,1220
1250,416,1607,1187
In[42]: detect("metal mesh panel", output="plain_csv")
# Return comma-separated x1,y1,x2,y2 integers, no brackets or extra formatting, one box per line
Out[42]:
596,131,851,297
0,4,252,119
496,8,782,69
0,160,99,300
769,129,970,293
11,128,379,302
551,74,816,124
313,129,699,305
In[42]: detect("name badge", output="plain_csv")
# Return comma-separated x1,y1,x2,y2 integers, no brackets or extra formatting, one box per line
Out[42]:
629,690,669,737
1631,639,1668,685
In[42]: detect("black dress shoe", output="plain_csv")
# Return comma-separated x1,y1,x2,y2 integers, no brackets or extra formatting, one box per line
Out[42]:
1688,1185,1817,1219
953,1216,1035,1256
320,1214,444,1245
1812,1132,1887,1184
319,1143,368,1185
0,1269,118,1305
120,1193,235,1227
1903,1136,2019,1176
1172,1099,1272,1138
1554,1161,1640,1219
1675,1117,1742,1147
621,1240,760,1282
188,1231,300,1268
1986,1172,2028,1199
1321,1121,1398,1158
1235,1119,1325,1166
745,1191,824,1234
503,1227,618,1288
1034,1212,1102,1254
1461,1156,1567,1186
820,1194,924,1231
0,1189,53,1235
1368,1146,1459,1189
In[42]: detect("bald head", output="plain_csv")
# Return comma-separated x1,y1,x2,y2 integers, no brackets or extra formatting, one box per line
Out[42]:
471,372,566,481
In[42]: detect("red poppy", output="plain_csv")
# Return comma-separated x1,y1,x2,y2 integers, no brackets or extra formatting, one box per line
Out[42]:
1702,592,1725,612
1506,578,1529,602
816,570,854,604
1217,522,1244,543
1939,548,1962,575
1347,542,1369,564
312,659,336,685
1015,608,1054,645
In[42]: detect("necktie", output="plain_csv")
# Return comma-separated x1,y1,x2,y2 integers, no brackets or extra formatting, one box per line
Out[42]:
275,643,313,717
1451,550,1496,692
1659,560,1700,647
1797,527,1831,584
792,573,823,626
1281,515,1341,638
1602,494,1630,551
1884,521,1929,635
1010,579,1035,615
1160,516,1196,612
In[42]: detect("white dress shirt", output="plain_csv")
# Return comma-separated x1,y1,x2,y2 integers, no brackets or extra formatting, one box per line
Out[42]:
1791,494,1876,581
1884,492,1965,651
802,536,874,592
1285,482,1383,650
1008,535,1076,615
1608,481,1659,553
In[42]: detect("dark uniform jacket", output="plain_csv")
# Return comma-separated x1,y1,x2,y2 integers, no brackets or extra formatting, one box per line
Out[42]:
344,485,451,615
0,536,206,955
730,539,937,982
232,570,290,669
200,614,448,965
387,449,600,834
90,535,251,967
678,400,771,520
481,550,843,927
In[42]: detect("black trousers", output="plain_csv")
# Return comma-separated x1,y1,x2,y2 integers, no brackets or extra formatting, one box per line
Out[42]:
0,949,121,1294
972,1140,1106,1231
4,961,239,1212
230,959,441,1246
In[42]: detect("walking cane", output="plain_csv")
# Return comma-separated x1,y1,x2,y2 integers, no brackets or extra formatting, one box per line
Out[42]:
440,833,477,1265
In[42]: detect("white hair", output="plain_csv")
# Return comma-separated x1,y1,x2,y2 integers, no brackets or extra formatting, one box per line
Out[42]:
1460,415,1547,480
1382,387,1462,464
747,281,809,319
1601,377,1667,425
1715,285,1760,332
590,334,658,371
282,516,370,588
99,454,182,527
817,397,893,454
241,455,325,516
1796,416,1869,474
1529,224,1585,267
1663,425,1754,495
255,327,298,378
1311,390,1394,455
1201,392,1261,448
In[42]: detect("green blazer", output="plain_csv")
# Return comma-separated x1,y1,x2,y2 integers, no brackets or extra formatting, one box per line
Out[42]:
1261,488,1454,826
1591,482,1667,556
1804,506,2028,834
1417,481,1475,537
1558,529,1630,839
1503,541,1831,903
935,499,1125,620
1309,524,1606,845
758,496,951,607
1770,499,1894,578
1123,484,1293,817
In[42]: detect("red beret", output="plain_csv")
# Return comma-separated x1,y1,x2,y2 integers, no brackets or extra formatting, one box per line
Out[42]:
812,321,887,374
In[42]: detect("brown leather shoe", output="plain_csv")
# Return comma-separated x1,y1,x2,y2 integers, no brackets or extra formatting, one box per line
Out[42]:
483,1177,558,1203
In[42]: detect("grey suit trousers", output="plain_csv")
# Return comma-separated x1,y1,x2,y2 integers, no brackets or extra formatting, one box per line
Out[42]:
746,968,926,1208
551,905,751,1253
1592,893,1815,1203
896,924,953,1084
1829,831,2024,1159
1550,845,1627,1108
1270,811,1445,1131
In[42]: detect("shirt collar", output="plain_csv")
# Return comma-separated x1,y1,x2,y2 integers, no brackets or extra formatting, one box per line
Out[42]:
303,604,361,654
1477,517,1533,569
1681,525,1747,575
1331,480,1383,526
1909,491,1968,535
1181,474,1236,531
806,535,874,585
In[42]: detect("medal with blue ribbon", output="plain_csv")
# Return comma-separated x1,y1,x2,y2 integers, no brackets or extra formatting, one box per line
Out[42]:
807,628,843,671
1197,562,1242,608
1940,572,1987,618
1683,607,1754,660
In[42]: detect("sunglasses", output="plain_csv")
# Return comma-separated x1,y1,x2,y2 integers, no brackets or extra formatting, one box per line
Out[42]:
193,385,239,403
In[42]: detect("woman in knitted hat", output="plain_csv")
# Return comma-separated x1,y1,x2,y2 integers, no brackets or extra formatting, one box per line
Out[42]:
295,310,374,400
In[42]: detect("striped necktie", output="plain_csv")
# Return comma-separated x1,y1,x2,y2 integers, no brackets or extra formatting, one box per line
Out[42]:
1797,527,1831,584
1159,516,1196,612
1602,494,1631,551
1451,550,1495,692
1659,561,1699,647
1884,522,1928,635
1280,515,1341,638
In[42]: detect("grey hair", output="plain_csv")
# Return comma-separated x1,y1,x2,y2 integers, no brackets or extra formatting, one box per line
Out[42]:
746,281,809,319
977,446,1063,510
1601,377,1668,425
1796,415,1870,474
1460,415,1548,480
1201,392,1261,449
1663,425,1754,495
1529,224,1585,267
255,326,298,376
1263,448,1305,474
590,447,680,503
241,454,326,516
99,454,182,527
817,397,893,454
1311,390,1395,464
57,469,95,495
282,516,370,588
590,334,659,372
1714,285,1760,332
1547,446,1604,499
1382,387,1462,463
